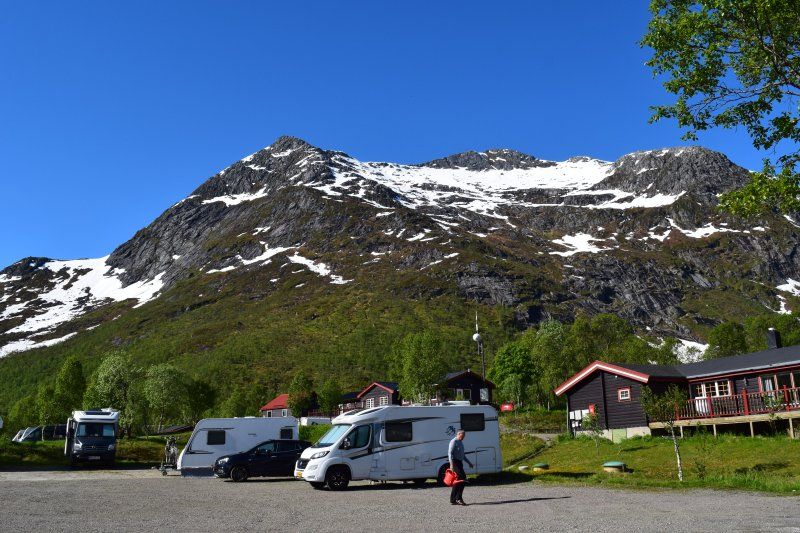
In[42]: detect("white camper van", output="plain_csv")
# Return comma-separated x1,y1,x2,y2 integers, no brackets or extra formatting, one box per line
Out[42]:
178,417,298,476
294,404,501,490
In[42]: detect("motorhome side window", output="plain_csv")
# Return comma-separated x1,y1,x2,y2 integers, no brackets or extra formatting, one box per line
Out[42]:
279,428,293,439
460,413,485,431
345,425,370,448
207,430,226,445
385,421,412,442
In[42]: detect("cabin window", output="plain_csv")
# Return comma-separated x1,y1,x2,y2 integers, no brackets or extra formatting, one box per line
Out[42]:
460,413,485,432
617,388,631,401
454,388,471,401
777,373,792,390
761,375,776,392
207,430,226,446
379,395,389,406
266,411,272,418
793,372,800,389
281,409,287,417
385,421,413,442
693,380,731,397
366,398,375,409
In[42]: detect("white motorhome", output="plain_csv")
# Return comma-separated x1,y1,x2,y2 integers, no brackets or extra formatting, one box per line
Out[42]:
294,404,501,490
178,416,298,476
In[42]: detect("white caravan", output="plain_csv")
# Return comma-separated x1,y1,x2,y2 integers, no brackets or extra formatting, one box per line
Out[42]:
294,404,501,490
178,417,298,476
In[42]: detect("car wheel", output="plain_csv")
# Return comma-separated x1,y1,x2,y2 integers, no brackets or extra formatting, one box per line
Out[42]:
412,478,427,487
309,481,326,490
230,466,248,482
326,466,350,490
436,464,449,487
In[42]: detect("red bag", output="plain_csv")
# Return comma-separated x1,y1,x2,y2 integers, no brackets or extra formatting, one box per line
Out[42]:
443,469,465,486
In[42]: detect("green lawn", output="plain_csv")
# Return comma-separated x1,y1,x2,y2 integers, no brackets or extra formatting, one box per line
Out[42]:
0,435,185,469
509,434,800,494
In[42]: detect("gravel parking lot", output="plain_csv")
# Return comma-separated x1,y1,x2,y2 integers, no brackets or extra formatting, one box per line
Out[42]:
0,470,797,532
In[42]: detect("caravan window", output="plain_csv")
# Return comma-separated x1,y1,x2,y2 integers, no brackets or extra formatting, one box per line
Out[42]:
460,413,485,432
207,430,226,445
279,428,293,439
385,422,412,442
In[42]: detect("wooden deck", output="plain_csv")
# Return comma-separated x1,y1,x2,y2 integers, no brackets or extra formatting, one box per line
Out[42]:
649,410,800,437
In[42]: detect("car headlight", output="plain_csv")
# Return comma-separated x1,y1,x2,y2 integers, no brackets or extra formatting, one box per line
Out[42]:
310,451,329,460
73,442,82,450
107,444,115,451
217,457,229,464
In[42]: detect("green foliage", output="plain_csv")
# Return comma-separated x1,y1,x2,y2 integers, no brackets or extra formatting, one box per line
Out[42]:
581,412,604,455
640,385,686,427
35,384,59,425
299,423,331,444
397,331,448,404
641,384,687,481
643,1,800,215
142,364,187,431
490,314,679,409
287,371,314,415
219,387,263,418
183,379,216,423
704,321,748,359
53,355,85,420
6,395,37,434
719,163,800,217
316,379,342,415
499,374,524,406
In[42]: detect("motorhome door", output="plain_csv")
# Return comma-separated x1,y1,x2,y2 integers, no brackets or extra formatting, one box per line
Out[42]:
341,424,372,479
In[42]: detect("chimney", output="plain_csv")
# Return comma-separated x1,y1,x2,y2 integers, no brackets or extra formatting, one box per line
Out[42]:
766,328,782,350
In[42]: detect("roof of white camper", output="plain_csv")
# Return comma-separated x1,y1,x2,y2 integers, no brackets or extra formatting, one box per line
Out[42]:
73,409,119,423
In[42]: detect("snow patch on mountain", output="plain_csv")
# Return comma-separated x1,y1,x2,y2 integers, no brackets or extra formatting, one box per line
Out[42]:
550,233,613,257
0,257,164,357
287,254,351,284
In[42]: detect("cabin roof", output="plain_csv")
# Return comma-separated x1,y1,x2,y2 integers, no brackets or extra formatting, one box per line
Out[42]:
555,343,800,396
260,393,289,411
443,369,496,388
356,381,399,399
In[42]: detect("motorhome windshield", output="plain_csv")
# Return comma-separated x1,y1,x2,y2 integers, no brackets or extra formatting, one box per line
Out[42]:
314,424,351,447
77,422,115,438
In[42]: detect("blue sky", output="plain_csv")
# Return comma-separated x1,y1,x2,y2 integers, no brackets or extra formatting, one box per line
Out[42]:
0,2,768,267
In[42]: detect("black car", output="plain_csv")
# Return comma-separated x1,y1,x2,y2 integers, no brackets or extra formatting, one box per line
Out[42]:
214,439,311,482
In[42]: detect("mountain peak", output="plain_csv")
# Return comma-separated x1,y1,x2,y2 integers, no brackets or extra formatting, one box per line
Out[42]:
419,148,553,171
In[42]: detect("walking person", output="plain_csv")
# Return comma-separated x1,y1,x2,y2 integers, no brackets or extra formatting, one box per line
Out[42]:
448,429,473,505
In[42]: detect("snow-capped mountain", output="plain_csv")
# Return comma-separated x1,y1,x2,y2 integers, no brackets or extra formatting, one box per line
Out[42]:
2,136,799,359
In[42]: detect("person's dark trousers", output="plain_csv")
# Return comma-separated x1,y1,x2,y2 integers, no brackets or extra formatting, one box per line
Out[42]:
450,459,466,503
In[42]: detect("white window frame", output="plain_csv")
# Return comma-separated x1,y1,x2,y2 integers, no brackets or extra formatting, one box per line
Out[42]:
379,395,389,406
617,388,631,401
694,380,732,397
266,411,272,418
366,397,375,409
281,409,287,417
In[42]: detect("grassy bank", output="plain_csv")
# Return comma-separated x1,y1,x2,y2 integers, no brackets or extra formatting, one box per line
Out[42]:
0,436,178,469
511,434,800,494
500,409,566,433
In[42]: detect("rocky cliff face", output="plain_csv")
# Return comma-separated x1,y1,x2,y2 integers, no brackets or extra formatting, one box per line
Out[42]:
1,136,798,358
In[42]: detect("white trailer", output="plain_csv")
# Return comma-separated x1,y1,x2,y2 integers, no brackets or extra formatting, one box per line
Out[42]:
178,416,298,476
293,404,501,490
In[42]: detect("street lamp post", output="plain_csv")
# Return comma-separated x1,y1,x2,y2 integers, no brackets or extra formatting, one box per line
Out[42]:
473,313,488,403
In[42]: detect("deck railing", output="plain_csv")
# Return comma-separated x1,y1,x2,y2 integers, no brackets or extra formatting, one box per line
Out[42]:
677,386,800,420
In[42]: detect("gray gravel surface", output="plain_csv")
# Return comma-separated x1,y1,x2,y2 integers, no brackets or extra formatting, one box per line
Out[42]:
0,470,797,532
